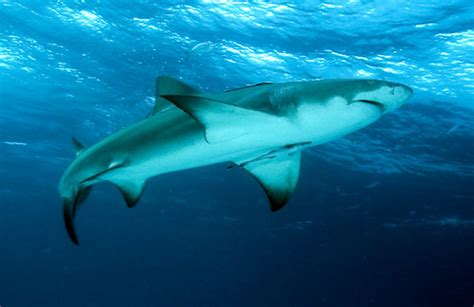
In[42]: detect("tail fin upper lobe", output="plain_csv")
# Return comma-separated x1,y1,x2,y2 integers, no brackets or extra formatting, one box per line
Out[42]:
63,196,80,245
62,185,93,245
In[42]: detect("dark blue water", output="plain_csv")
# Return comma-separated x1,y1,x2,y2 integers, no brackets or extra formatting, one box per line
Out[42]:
1,1,473,306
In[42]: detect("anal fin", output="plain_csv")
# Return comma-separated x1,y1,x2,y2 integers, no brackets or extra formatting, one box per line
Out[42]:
111,179,146,208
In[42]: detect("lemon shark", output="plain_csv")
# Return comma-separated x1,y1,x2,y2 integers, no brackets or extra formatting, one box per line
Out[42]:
59,77,412,245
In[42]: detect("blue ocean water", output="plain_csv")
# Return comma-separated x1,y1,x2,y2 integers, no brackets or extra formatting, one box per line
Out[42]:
1,1,473,306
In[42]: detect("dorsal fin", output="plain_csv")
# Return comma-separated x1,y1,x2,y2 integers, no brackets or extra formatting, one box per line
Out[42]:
225,82,273,92
163,94,288,143
72,137,86,156
148,76,201,117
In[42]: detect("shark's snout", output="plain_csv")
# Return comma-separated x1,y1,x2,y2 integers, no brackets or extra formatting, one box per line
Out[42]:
351,81,412,114
383,82,413,112
388,82,413,99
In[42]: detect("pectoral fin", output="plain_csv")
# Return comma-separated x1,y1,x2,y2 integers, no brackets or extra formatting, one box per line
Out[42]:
243,151,301,211
111,179,146,208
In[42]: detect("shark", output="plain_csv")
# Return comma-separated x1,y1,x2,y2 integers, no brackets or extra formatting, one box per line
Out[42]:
59,76,413,245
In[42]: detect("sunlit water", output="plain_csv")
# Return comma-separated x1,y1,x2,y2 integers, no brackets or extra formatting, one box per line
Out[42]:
0,2,473,307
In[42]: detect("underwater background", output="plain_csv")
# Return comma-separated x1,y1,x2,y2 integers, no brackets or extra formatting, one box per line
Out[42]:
1,1,473,306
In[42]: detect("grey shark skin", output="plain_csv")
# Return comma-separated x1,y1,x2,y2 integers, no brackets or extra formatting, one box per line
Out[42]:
59,77,413,244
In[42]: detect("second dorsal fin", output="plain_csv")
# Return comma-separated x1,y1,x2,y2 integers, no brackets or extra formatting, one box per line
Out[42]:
72,137,86,156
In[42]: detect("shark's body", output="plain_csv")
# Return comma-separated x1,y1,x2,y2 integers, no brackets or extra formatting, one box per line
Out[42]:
60,77,412,244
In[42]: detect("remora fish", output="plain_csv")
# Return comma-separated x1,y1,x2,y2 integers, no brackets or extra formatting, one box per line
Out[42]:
59,77,413,244
183,41,214,62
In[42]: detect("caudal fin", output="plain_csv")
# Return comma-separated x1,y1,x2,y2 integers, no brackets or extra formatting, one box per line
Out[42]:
63,197,80,245
62,179,147,245
62,186,92,245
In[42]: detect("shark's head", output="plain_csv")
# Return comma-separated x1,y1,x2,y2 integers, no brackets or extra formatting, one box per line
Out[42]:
345,79,413,113
298,79,413,143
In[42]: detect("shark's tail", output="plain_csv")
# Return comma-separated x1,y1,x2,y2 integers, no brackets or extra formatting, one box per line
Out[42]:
63,175,146,245
62,185,92,245
63,197,79,245
61,137,146,245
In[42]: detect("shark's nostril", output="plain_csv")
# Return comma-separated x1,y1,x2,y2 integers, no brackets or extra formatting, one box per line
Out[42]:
390,87,395,95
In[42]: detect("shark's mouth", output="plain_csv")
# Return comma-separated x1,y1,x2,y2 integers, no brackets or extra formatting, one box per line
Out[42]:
354,99,386,113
